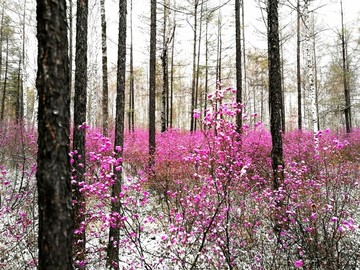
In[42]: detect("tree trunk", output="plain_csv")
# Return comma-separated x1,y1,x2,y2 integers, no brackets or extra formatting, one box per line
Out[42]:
241,0,247,111
303,0,318,152
20,1,26,124
100,0,109,136
169,5,176,128
297,0,302,130
235,0,242,133
129,0,135,132
268,0,284,190
16,58,22,123
280,38,285,132
161,0,169,132
69,0,74,125
149,0,156,166
36,0,73,268
340,0,351,133
194,1,204,131
313,20,320,131
204,3,209,117
0,8,4,122
190,1,198,132
106,0,126,268
0,36,9,122
73,0,88,267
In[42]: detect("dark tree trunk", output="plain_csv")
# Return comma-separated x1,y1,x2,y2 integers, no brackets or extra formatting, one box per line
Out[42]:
36,0,73,268
106,0,126,268
268,0,284,189
149,0,156,166
161,0,169,133
69,0,74,123
100,0,109,136
297,0,302,130
72,0,88,267
235,0,242,133
190,1,198,132
16,58,22,123
241,0,247,110
169,21,176,129
340,0,351,133
0,8,4,118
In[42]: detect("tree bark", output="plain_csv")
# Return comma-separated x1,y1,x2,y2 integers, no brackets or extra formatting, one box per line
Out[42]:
0,8,4,122
36,0,73,268
297,0,302,130
149,0,156,166
235,0,242,133
340,0,351,133
100,0,109,136
69,0,74,125
169,4,176,128
241,0,247,111
194,1,204,132
204,3,209,116
106,0,126,268
268,0,284,189
304,0,317,138
129,0,135,132
0,36,8,122
72,0,88,267
161,0,169,132
190,1,198,132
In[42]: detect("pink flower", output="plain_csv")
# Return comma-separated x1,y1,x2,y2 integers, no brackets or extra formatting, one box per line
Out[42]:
193,110,200,119
294,260,303,268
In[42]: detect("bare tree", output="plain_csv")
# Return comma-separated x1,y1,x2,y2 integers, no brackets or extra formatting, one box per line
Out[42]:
36,0,73,268
0,34,8,122
106,0,127,268
72,0,88,267
100,0,109,136
267,0,284,189
161,0,170,132
340,0,352,133
129,0,135,132
297,0,302,130
235,0,242,133
190,0,199,132
149,0,156,166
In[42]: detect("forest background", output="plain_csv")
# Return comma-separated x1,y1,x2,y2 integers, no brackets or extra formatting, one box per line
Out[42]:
1,0,359,131
0,0,360,269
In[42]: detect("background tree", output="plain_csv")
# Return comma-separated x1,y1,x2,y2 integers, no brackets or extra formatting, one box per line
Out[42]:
235,0,242,133
303,0,318,137
128,0,135,132
72,0,88,267
36,0,73,268
161,0,170,132
297,0,302,130
149,0,156,166
267,0,284,189
106,0,127,268
340,0,351,133
100,0,109,136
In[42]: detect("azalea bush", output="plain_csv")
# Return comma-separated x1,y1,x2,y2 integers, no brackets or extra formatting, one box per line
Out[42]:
0,89,359,269
0,122,38,269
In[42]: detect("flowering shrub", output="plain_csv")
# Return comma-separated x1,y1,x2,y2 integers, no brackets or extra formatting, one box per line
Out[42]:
0,122,38,269
0,91,359,269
